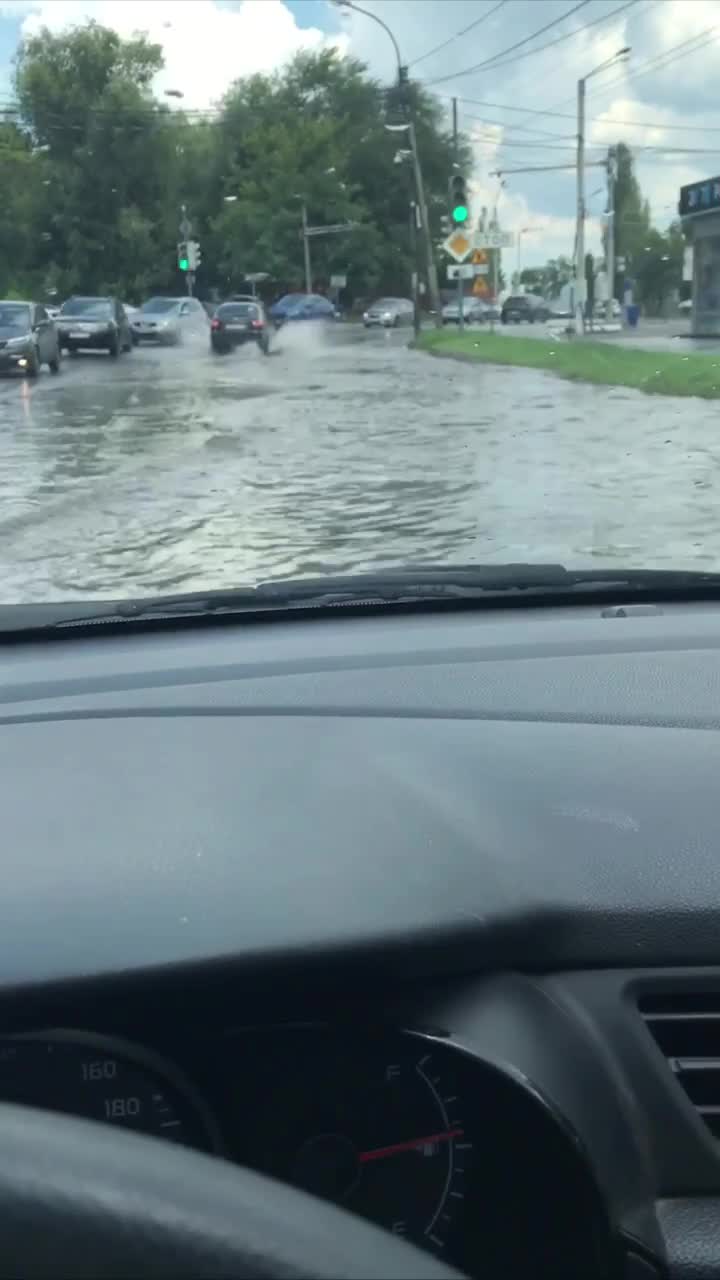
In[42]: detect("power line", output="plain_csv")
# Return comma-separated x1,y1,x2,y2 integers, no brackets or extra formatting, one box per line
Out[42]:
454,0,639,80
450,94,720,135
408,0,508,70
425,0,592,86
459,110,574,139
588,23,720,98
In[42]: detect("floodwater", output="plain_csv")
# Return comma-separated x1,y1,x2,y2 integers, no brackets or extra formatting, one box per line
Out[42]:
0,321,718,602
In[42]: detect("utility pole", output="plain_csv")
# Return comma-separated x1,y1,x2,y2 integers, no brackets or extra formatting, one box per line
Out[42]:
574,75,586,335
408,121,441,326
409,199,420,335
451,97,463,332
301,202,312,294
605,146,616,324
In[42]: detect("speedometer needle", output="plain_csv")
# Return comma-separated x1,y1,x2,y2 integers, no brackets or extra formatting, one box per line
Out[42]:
357,1128,463,1164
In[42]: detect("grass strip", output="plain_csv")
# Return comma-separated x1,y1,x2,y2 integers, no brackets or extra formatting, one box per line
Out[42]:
414,329,720,400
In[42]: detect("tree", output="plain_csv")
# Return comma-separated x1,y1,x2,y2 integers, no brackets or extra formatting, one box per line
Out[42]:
4,33,469,302
633,221,683,316
609,142,650,301
14,22,178,299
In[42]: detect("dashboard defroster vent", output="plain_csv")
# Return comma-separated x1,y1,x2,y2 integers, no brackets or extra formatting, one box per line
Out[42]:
639,992,720,1139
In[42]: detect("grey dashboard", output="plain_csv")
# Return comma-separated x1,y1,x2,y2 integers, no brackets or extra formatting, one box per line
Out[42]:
4,600,720,1276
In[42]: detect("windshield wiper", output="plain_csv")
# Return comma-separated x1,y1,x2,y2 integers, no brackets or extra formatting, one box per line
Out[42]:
3,564,720,635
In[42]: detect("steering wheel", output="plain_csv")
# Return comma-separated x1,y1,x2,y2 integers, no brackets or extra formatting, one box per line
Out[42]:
0,1103,465,1278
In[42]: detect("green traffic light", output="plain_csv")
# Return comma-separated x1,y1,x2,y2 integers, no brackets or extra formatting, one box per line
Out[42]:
452,205,468,224
179,256,189,271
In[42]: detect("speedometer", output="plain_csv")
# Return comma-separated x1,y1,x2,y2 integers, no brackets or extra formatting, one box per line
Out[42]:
0,1031,218,1151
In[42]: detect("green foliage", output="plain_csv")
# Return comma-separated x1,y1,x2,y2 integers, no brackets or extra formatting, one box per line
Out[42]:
3,27,466,304
417,331,720,401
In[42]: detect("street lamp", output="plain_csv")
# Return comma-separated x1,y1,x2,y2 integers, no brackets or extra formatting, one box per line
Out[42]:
575,46,630,334
330,0,402,81
331,0,440,323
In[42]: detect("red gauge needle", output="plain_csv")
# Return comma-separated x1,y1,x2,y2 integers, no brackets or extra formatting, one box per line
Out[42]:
357,1128,463,1164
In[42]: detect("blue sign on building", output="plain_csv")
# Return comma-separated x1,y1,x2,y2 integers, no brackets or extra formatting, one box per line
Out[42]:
679,176,720,217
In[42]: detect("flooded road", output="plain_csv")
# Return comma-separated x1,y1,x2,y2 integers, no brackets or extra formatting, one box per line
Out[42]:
0,323,718,602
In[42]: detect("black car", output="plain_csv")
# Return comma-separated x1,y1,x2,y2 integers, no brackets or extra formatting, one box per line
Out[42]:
211,301,270,355
57,297,132,356
501,294,550,324
0,301,60,376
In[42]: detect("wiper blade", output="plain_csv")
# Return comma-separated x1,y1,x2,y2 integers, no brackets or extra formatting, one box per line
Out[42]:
4,565,720,634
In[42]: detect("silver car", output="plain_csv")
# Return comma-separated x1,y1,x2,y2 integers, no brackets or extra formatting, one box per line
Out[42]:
132,296,209,345
363,297,414,328
441,298,489,325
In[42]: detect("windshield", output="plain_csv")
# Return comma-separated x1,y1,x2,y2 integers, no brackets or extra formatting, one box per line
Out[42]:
0,304,30,331
59,299,112,318
0,1,714,606
217,304,258,320
141,299,180,315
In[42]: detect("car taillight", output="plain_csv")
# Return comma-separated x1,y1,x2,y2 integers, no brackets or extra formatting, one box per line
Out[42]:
251,319,264,329
211,318,222,330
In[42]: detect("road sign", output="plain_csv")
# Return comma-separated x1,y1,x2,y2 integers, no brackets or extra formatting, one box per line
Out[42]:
474,230,514,249
473,264,489,277
473,276,490,297
442,229,472,262
447,264,474,280
330,273,347,288
303,222,358,238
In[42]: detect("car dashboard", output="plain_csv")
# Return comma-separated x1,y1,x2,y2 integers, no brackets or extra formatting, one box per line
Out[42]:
0,992,615,1280
6,599,720,1276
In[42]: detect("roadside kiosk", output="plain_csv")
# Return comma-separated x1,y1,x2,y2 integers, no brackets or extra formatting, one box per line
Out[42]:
679,176,720,336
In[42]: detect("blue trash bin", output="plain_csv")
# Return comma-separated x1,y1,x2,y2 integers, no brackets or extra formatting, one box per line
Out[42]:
626,303,640,328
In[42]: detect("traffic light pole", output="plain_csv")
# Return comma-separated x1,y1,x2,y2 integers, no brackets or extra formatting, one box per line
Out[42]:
301,203,312,294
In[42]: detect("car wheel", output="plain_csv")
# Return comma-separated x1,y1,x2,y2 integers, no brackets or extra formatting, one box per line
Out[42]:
108,333,120,358
48,346,61,374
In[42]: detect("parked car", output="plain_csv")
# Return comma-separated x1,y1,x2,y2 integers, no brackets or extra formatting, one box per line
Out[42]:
269,293,336,328
131,297,208,345
501,294,550,324
57,297,132,356
210,300,270,355
0,300,60,377
441,298,489,325
362,297,414,328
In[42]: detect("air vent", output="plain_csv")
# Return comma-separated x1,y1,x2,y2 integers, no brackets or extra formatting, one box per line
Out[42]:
640,993,720,1139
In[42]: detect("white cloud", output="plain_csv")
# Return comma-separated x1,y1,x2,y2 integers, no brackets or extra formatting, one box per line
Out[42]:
13,0,347,109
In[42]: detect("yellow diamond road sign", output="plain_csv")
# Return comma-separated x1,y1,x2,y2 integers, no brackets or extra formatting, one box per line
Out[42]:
443,229,472,263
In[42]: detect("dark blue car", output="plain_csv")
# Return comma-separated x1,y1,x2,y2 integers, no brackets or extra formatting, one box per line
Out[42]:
270,293,337,328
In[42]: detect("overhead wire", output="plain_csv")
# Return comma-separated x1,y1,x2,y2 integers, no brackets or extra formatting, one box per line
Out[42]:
407,0,508,70
425,0,643,88
424,0,593,86
448,94,720,135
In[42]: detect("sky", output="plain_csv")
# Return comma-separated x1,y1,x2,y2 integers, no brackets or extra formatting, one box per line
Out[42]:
0,0,718,272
